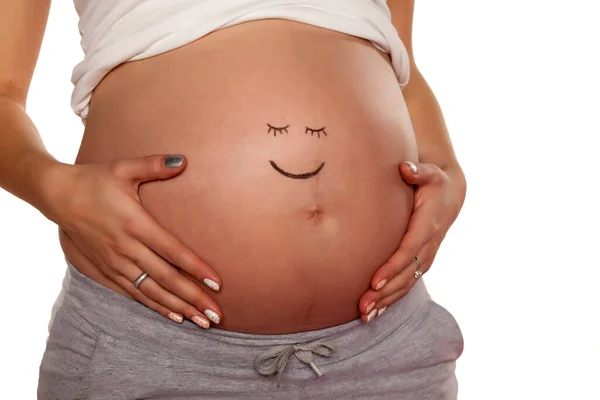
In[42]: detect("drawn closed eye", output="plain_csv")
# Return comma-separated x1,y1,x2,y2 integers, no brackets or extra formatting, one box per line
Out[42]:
305,127,327,138
267,124,290,136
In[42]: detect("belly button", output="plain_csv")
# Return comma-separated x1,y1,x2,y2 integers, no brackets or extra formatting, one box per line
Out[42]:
307,205,324,220
307,206,337,232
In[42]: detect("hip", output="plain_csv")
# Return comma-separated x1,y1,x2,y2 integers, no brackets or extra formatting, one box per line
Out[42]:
38,259,463,399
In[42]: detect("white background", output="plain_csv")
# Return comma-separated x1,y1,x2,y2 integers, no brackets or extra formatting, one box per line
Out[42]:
1,1,598,398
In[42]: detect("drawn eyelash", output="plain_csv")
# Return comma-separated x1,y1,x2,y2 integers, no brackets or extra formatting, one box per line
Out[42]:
267,124,290,136
305,127,327,138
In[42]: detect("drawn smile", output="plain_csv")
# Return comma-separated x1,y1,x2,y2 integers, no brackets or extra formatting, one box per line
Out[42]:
269,160,325,180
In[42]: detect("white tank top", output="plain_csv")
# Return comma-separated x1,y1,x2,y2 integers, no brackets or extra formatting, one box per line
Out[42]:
71,0,410,121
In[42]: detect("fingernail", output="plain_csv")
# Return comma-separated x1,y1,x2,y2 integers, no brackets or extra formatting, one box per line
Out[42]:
377,306,387,317
203,278,220,292
375,279,387,291
367,309,377,323
192,315,210,329
404,161,418,175
168,312,184,324
204,309,221,324
164,155,184,168
366,302,376,314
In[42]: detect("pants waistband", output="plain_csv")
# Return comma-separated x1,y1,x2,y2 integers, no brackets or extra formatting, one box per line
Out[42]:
58,258,430,371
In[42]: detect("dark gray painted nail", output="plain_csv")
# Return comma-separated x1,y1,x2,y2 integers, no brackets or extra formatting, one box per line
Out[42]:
164,155,184,168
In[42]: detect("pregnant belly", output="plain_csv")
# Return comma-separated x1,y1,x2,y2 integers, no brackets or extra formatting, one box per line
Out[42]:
69,20,417,334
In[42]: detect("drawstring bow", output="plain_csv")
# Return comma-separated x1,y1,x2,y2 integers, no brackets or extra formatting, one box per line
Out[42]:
255,339,334,387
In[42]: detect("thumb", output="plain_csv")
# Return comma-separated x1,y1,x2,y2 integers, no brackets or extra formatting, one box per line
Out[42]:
399,161,441,185
115,154,187,183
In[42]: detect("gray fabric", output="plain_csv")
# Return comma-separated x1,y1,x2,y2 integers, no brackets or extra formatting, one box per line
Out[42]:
38,259,463,399
255,339,335,387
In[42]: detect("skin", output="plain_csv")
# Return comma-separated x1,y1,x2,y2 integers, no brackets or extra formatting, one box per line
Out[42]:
70,21,417,333
0,0,465,328
358,1,467,321
0,0,218,328
269,124,327,179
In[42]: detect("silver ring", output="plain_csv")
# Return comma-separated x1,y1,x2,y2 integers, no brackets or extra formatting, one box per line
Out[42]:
413,256,423,279
133,272,149,288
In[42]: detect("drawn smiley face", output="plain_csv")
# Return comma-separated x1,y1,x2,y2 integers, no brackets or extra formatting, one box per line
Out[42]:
267,123,327,180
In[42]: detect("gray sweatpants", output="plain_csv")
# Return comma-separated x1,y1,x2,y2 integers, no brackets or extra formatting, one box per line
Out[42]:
38,260,463,399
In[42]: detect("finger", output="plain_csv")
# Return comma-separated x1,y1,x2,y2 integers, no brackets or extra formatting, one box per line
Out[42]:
99,257,184,324
372,289,409,318
111,154,187,184
376,241,437,298
360,241,437,318
125,241,223,325
370,214,432,291
399,161,443,186
68,233,214,329
127,208,222,292
376,249,437,309
116,275,184,323
111,267,211,329
359,255,417,315
358,292,379,319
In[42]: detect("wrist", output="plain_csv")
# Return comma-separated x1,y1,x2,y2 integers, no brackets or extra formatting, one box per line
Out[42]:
442,162,465,181
23,153,77,223
443,163,467,205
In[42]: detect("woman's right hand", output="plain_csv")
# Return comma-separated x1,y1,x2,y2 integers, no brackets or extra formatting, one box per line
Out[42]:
41,154,222,329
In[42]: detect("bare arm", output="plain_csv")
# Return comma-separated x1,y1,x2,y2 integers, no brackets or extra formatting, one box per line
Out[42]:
0,0,63,216
389,0,466,179
0,1,223,328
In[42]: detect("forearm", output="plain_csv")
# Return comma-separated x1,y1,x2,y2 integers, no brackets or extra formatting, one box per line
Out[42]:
0,94,66,216
403,70,463,175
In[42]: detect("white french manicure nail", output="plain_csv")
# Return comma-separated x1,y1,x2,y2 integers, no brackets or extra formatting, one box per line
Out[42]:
367,309,377,323
192,315,210,329
366,302,376,314
204,309,220,324
203,278,220,292
168,312,183,324
376,279,387,291
377,306,387,317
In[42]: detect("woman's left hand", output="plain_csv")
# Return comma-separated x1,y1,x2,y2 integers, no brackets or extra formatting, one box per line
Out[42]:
358,161,467,322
